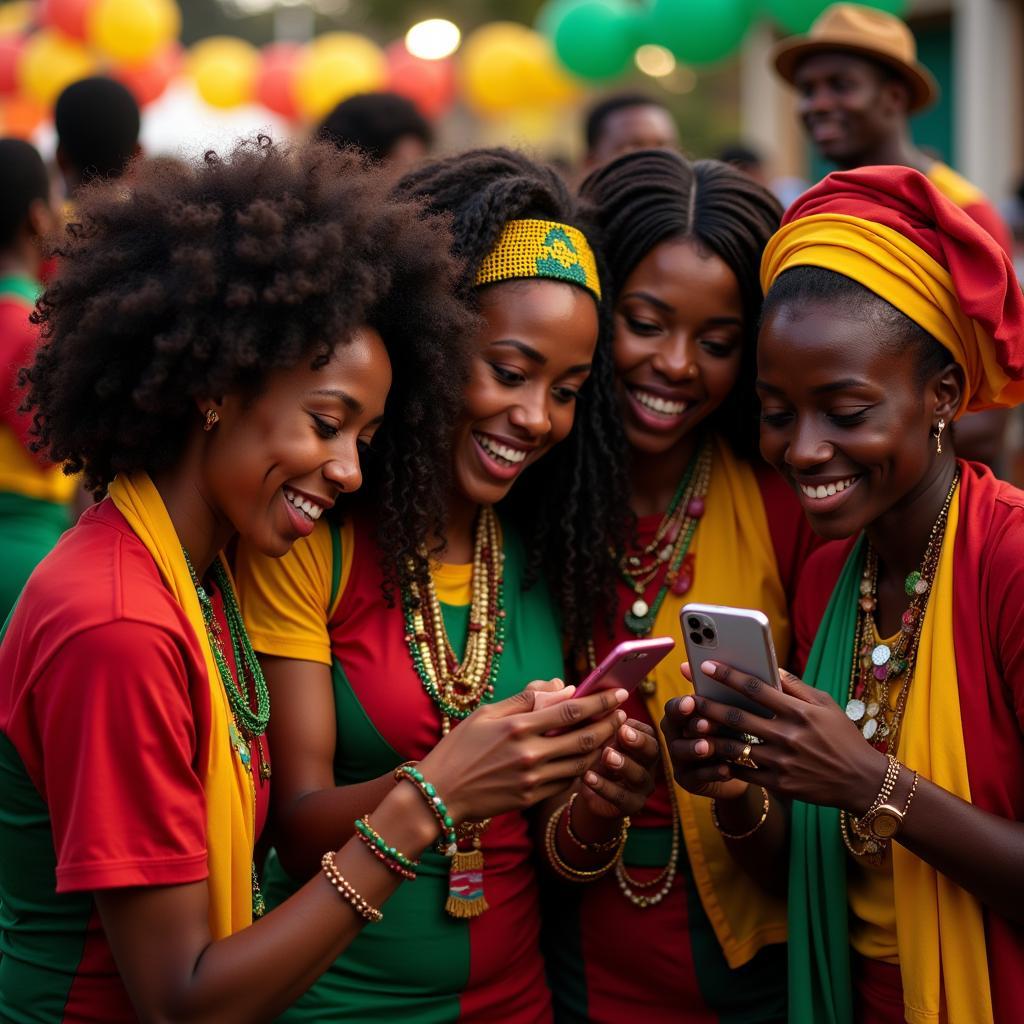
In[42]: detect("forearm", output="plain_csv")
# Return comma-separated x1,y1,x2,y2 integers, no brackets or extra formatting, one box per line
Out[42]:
711,785,789,899
888,769,1024,924
273,774,397,880
537,789,626,876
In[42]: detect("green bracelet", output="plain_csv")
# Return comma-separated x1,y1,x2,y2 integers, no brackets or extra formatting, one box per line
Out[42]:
354,815,420,874
394,763,458,856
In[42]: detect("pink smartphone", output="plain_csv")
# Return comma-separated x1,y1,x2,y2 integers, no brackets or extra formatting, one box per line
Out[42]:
573,636,676,699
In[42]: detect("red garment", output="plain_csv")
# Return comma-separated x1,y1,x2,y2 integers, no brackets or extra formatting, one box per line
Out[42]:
960,196,1013,258
0,499,268,1022
785,166,1024,386
0,292,45,461
793,462,1024,1021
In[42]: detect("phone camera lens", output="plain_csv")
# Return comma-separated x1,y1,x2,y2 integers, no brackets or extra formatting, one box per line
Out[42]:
689,631,703,645
687,616,701,630
702,627,716,641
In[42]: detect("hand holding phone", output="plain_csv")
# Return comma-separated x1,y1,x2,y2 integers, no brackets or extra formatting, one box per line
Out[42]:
574,636,675,700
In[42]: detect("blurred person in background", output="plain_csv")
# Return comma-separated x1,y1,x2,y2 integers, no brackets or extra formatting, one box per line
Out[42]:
774,2,1014,471
318,92,432,178
583,93,680,171
0,138,74,621
54,76,141,199
717,142,769,188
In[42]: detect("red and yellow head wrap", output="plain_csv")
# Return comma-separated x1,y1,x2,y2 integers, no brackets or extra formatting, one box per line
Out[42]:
761,165,1024,414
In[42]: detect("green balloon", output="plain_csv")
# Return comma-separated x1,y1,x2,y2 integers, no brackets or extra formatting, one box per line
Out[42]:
646,0,756,65
761,0,830,33
552,0,639,80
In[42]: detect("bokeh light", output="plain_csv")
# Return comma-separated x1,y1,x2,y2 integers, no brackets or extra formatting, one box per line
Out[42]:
405,19,461,61
634,44,676,78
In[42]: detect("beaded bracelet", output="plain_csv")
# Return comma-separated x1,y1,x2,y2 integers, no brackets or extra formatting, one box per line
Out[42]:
711,786,770,840
354,816,419,881
320,851,383,923
545,800,628,882
850,753,901,837
394,763,458,856
564,792,629,854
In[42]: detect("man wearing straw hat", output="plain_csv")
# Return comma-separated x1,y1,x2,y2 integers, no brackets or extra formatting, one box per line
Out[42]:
773,3,1011,255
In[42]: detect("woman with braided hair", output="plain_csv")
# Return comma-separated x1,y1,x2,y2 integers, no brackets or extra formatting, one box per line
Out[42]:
540,150,819,1023
235,147,657,1022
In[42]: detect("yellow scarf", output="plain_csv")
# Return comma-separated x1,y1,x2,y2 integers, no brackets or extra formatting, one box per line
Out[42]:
646,437,789,968
109,472,255,939
895,490,992,1023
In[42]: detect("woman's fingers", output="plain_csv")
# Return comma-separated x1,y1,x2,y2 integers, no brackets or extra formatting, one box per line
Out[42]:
525,687,629,736
582,770,632,812
698,660,788,714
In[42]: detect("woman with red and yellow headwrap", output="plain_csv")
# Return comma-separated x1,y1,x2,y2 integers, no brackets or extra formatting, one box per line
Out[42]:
663,164,1024,1024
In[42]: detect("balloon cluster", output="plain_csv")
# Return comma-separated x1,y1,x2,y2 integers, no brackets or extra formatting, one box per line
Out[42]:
538,0,908,79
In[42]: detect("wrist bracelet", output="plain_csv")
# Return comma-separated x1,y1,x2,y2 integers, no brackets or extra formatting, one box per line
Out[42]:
564,792,628,854
900,769,920,819
394,763,458,856
851,753,901,835
711,786,770,840
545,801,628,882
354,816,419,881
320,851,383,923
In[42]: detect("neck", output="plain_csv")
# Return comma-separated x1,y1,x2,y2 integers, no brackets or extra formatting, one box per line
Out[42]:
436,488,480,564
629,432,700,517
866,455,958,583
844,130,931,175
151,440,234,578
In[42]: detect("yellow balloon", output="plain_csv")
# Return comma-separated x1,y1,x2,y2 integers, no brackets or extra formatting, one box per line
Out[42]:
189,37,259,109
89,0,181,64
18,29,97,107
294,33,386,121
0,2,34,36
460,22,579,116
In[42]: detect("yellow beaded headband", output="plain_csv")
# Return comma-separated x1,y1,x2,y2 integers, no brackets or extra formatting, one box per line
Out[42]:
473,218,601,301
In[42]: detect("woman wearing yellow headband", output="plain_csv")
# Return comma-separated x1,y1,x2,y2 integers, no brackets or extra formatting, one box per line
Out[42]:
235,148,657,1022
540,149,820,1023
664,165,1024,1024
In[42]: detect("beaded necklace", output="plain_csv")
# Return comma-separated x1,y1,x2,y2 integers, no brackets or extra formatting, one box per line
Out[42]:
183,550,270,916
840,469,959,862
619,440,711,636
400,506,505,918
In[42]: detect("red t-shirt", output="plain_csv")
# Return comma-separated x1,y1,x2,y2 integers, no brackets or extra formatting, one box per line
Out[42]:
0,499,268,1022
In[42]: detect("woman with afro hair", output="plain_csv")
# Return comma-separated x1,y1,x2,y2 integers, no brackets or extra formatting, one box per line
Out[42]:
540,150,819,1023
0,137,625,1024
234,147,658,1022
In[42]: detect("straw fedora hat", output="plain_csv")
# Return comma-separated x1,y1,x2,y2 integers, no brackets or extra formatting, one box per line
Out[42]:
773,3,938,112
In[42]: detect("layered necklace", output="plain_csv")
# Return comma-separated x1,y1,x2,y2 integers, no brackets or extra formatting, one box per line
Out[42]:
401,505,505,917
184,551,270,917
619,439,711,636
840,469,959,861
613,441,710,908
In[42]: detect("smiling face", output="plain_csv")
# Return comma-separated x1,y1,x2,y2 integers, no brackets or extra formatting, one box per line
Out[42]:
613,239,745,457
450,279,598,507
757,300,960,539
793,53,907,166
201,326,392,556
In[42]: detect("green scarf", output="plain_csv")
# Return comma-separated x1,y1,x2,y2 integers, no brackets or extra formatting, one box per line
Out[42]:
788,536,865,1024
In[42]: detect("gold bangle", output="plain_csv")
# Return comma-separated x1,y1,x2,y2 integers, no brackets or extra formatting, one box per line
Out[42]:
544,801,628,882
320,851,383,923
564,792,628,854
850,753,901,836
711,786,770,840
900,769,920,819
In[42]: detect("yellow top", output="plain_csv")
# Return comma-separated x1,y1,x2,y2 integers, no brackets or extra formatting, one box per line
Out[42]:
926,162,984,210
0,425,78,504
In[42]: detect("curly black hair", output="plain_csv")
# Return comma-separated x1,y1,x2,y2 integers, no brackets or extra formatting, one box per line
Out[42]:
23,136,473,586
579,149,783,458
393,147,631,657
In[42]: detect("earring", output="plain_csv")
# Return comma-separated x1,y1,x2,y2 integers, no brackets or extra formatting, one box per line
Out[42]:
934,417,945,454
203,408,220,431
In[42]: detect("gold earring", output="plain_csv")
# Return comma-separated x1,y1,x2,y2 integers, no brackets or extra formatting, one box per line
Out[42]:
203,408,220,431
934,417,945,454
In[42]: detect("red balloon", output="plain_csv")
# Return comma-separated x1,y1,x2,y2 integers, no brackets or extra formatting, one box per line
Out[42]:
0,34,24,96
256,42,301,120
112,44,182,106
385,41,455,120
39,0,98,42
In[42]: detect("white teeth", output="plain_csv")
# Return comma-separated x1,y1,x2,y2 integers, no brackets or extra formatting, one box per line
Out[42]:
632,388,687,416
800,476,858,500
284,487,324,521
475,433,527,465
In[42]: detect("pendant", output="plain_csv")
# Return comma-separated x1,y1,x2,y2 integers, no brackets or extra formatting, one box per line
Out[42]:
625,608,655,635
871,644,891,667
845,698,866,722
446,829,488,918
865,701,880,719
229,722,251,768
671,552,695,596
862,718,878,740
904,571,923,596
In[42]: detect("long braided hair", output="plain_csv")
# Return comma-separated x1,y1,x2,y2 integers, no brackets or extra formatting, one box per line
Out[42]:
579,149,783,457
393,147,630,657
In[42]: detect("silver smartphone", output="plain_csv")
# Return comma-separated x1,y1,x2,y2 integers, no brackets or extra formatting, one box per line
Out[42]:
680,603,780,719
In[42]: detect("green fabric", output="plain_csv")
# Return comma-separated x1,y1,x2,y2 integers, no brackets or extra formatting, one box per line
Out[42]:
787,537,864,1024
0,492,69,622
266,520,564,1022
0,731,91,1023
0,275,41,305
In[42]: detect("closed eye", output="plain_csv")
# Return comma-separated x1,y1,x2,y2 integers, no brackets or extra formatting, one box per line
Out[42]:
490,363,525,386
312,414,340,439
